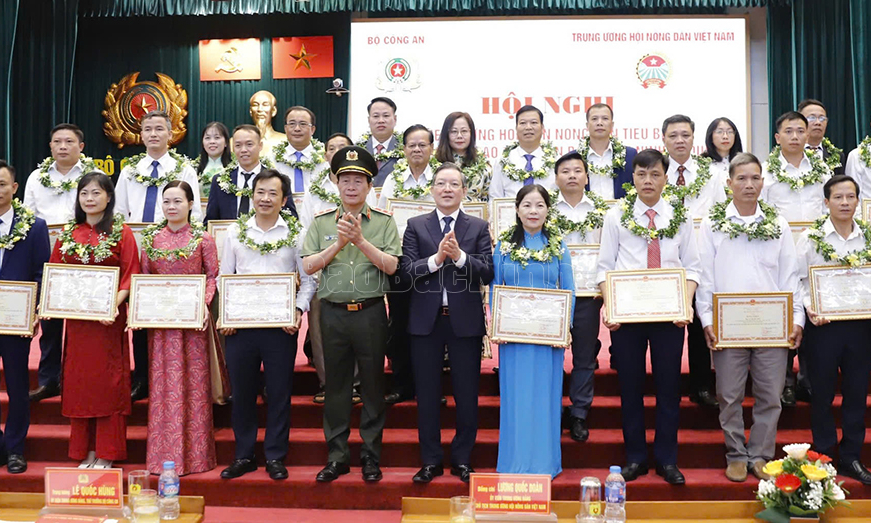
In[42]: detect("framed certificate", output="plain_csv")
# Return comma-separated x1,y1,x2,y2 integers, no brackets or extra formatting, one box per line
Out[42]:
0,280,38,336
124,222,150,251
462,202,488,221
201,197,209,216
39,264,121,321
387,199,436,238
712,292,793,348
567,244,601,297
47,224,64,251
207,219,236,267
217,273,297,329
292,192,305,211
788,221,813,245
605,268,690,324
863,199,871,222
490,285,572,346
128,274,207,329
374,187,382,202
809,264,871,321
490,197,516,238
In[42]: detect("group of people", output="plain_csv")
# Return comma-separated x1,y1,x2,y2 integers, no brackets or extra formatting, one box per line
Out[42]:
0,94,868,493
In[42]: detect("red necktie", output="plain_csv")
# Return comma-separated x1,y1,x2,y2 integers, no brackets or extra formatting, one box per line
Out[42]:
676,165,686,186
646,209,661,269
375,144,384,170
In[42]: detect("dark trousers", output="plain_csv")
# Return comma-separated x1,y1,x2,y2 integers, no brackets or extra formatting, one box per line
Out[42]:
785,317,812,391
225,328,296,461
569,298,603,419
805,320,871,463
686,297,713,393
132,328,148,385
0,335,31,455
321,300,388,464
386,289,414,397
610,322,684,466
411,314,482,466
37,318,63,387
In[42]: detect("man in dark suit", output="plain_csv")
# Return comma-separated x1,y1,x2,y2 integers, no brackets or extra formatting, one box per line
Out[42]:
206,125,297,223
0,160,51,474
799,99,846,175
402,163,494,484
361,97,402,187
582,103,637,199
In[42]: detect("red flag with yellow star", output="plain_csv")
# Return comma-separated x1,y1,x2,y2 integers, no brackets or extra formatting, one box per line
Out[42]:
272,37,334,79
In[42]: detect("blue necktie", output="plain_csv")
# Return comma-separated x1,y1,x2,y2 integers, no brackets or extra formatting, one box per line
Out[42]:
442,216,453,236
294,151,305,193
523,154,534,186
142,160,160,222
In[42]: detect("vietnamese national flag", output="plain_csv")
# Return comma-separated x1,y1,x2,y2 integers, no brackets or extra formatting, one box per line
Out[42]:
273,37,334,79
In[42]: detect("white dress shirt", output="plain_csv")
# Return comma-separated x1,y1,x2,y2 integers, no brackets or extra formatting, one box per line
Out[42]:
667,156,728,219
796,217,866,310
805,143,825,162
274,142,327,194
490,145,557,198
371,136,393,153
23,160,97,225
586,143,615,200
233,162,263,212
760,153,829,222
299,180,377,230
845,146,871,202
695,201,804,329
377,164,434,210
0,206,13,268
426,208,468,306
554,192,602,244
710,156,731,177
596,196,701,284
219,214,316,312
115,152,203,223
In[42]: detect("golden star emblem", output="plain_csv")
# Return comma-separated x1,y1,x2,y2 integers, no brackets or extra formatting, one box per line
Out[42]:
289,44,317,71
137,97,152,113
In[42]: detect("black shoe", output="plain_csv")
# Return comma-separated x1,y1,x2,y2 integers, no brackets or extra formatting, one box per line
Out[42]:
130,381,149,402
220,458,257,479
29,383,60,402
361,456,382,482
413,464,444,483
451,464,475,483
690,388,719,408
384,392,412,405
6,454,25,474
781,386,796,407
839,460,871,485
265,460,288,480
655,464,686,485
313,389,325,404
316,461,350,482
352,388,362,405
795,385,812,403
440,396,447,406
621,462,649,482
569,417,589,443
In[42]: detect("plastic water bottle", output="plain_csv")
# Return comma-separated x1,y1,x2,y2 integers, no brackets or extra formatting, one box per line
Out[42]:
603,466,626,523
578,476,604,522
158,460,180,520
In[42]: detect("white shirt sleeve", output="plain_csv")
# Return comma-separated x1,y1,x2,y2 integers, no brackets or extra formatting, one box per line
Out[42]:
377,176,394,209
114,169,132,220
220,225,239,276
695,219,716,328
490,161,505,198
595,208,621,284
182,166,203,222
23,171,40,216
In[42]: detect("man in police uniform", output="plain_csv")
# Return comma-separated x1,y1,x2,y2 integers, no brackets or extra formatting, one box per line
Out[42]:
302,146,402,483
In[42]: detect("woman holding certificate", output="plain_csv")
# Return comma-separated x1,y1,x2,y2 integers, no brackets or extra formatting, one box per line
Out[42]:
139,180,218,475
491,184,574,478
49,172,140,469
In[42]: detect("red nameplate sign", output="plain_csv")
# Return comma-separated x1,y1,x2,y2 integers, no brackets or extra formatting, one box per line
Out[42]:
470,473,552,514
37,515,107,523
44,468,124,509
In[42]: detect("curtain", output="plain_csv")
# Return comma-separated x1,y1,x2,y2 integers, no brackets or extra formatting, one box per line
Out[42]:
850,0,871,141
0,0,20,163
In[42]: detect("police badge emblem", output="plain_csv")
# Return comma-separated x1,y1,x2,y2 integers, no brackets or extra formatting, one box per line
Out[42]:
102,72,188,148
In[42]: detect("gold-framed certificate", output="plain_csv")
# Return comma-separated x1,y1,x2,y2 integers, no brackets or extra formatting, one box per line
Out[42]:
567,244,601,297
292,192,305,211
207,220,236,267
712,292,793,348
863,198,871,222
47,224,64,250
387,199,436,238
788,221,813,245
490,285,572,346
128,274,207,329
462,202,488,221
0,281,38,336
605,268,690,324
217,273,297,329
39,264,121,322
124,222,150,251
201,197,208,216
809,264,871,321
490,197,515,238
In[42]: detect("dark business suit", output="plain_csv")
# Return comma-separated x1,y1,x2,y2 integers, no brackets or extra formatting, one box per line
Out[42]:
402,210,494,466
822,144,846,175
205,168,298,224
585,146,637,199
365,136,400,188
0,212,50,455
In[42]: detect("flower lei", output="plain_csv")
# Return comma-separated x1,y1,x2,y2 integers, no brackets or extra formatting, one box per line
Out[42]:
498,219,565,268
620,184,688,241
709,199,782,241
0,200,36,250
308,166,341,206
807,214,871,268
457,151,489,180
236,209,302,255
272,139,327,172
193,154,235,187
215,156,276,198
767,146,829,191
858,136,871,170
140,220,206,261
58,214,125,264
125,150,190,187
819,137,843,171
551,190,609,237
499,141,558,183
356,132,405,161
389,156,442,200
37,155,99,194
577,136,626,179
663,154,713,200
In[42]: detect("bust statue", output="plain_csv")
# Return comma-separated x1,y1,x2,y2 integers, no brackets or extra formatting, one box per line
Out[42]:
248,90,286,152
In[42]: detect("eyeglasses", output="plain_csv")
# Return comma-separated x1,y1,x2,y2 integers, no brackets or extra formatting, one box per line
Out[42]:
806,116,828,123
433,181,463,189
449,129,471,137
714,129,735,136
285,122,312,129
406,142,431,150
